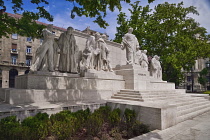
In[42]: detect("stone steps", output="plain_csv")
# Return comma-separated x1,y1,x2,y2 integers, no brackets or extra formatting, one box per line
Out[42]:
177,106,210,123
177,100,210,111
111,96,143,101
113,93,142,98
171,98,207,107
177,102,210,116
111,89,210,125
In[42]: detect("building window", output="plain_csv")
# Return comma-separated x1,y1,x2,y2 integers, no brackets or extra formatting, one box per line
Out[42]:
26,58,31,66
12,33,18,39
206,76,210,82
187,76,192,82
11,55,17,65
11,44,17,52
206,62,210,70
26,37,32,42
26,46,32,54
187,86,191,90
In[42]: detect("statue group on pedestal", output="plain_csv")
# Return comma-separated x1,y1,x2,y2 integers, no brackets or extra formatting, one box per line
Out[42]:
30,25,112,75
30,25,162,80
121,27,162,80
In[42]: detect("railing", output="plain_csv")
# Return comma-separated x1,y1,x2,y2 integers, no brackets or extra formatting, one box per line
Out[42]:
10,49,18,54
26,52,32,56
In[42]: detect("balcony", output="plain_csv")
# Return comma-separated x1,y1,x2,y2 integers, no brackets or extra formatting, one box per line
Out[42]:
26,52,33,57
10,49,18,54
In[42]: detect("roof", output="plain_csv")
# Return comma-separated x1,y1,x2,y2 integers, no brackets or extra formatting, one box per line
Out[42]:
5,12,67,31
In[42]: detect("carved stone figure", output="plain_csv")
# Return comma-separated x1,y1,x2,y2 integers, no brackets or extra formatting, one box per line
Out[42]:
58,27,79,73
121,27,140,64
84,35,95,69
80,32,113,73
30,24,55,72
94,32,105,71
135,49,142,65
150,55,162,79
140,50,149,71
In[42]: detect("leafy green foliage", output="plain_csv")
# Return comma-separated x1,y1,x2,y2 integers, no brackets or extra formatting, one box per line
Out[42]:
108,108,121,126
114,1,210,85
0,107,150,139
0,0,157,38
50,112,78,139
198,68,208,90
21,112,50,140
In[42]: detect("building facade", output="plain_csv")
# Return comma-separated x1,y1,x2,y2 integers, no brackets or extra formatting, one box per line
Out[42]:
179,58,210,92
0,13,66,88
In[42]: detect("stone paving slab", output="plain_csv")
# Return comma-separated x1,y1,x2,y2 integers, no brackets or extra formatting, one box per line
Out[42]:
130,111,210,140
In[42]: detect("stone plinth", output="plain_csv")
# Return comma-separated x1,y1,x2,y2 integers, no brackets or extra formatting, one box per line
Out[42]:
115,64,175,90
15,71,125,91
107,101,177,130
1,70,126,104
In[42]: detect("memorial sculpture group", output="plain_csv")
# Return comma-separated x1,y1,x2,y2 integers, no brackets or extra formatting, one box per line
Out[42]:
30,25,162,80
4,24,210,131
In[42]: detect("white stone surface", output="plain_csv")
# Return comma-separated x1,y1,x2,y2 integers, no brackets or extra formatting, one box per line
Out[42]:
15,71,125,90
115,64,173,90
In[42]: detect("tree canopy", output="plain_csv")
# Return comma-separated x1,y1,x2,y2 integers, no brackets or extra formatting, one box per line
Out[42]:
114,1,210,85
0,0,155,38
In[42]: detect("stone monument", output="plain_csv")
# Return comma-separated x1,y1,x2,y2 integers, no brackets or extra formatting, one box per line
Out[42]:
121,27,140,64
1,25,210,132
58,27,79,73
30,24,56,72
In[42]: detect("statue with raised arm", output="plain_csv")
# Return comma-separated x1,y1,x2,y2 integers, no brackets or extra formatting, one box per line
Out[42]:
58,27,79,73
121,27,140,64
30,24,56,72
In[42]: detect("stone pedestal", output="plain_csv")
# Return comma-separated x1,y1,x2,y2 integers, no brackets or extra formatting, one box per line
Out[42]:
115,64,175,90
1,70,125,104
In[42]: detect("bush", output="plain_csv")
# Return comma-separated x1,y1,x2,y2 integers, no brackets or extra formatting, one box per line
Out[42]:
50,111,78,140
0,116,22,140
108,108,121,126
203,91,210,95
85,111,104,136
0,107,150,139
21,113,50,140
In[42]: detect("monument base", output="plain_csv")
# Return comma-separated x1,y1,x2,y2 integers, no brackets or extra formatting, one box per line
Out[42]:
114,64,175,90
0,70,125,104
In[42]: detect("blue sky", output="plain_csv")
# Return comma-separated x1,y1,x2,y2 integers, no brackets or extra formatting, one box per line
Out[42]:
3,0,210,40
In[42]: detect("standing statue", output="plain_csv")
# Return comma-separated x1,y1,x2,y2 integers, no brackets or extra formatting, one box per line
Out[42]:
83,34,95,69
58,27,79,73
150,55,162,79
121,27,140,64
94,32,105,71
30,24,56,72
140,50,149,71
101,34,113,71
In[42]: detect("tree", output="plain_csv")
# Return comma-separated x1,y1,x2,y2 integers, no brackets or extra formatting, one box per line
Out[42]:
114,2,210,85
198,68,208,91
0,0,156,38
